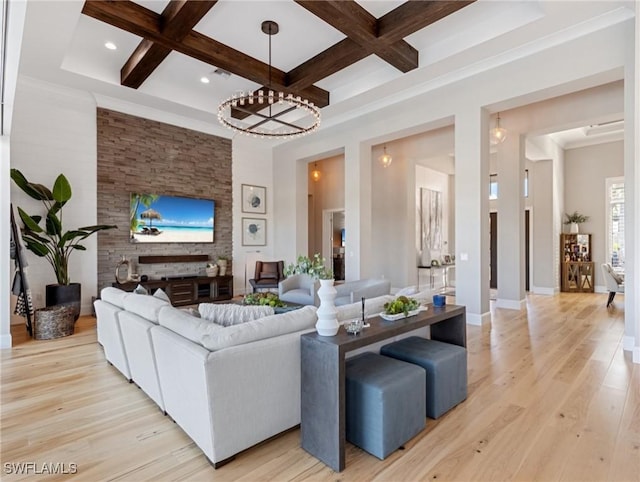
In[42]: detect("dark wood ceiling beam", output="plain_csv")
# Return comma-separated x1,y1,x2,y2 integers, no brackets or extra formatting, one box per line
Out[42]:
82,0,329,106
121,1,217,88
295,0,418,73
286,38,366,89
378,0,476,42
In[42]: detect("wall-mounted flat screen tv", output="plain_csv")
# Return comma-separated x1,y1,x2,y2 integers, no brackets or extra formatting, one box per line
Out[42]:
130,193,215,243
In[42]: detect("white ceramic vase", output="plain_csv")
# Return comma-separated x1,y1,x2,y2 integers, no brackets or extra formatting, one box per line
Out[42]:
316,278,339,336
569,222,579,234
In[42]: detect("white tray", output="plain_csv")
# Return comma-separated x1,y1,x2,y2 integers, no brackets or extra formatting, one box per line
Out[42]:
379,308,422,321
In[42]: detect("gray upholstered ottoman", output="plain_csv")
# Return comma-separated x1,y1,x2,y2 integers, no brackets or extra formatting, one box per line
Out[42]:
381,336,467,419
345,352,426,460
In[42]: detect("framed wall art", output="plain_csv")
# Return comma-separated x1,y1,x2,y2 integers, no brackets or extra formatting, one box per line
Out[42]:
241,184,266,214
242,218,266,246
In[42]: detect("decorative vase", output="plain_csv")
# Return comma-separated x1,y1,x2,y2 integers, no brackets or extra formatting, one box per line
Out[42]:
217,259,227,276
570,222,579,234
206,265,219,277
316,278,339,336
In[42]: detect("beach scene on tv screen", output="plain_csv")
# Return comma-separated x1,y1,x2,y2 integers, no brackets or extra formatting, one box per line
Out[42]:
130,193,214,243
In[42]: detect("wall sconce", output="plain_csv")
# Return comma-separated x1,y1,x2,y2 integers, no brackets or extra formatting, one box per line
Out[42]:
379,145,393,168
490,112,507,145
311,162,321,182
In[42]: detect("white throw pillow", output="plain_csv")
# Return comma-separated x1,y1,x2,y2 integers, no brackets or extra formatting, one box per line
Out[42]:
153,288,170,302
198,303,274,327
133,284,148,295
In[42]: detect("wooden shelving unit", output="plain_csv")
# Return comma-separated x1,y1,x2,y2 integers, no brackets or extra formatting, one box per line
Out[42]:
560,233,594,292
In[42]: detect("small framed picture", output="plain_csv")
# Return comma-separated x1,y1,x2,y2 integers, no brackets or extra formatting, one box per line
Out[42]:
242,218,266,246
241,184,266,214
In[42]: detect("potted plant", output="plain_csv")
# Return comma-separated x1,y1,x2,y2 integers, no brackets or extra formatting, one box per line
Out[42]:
284,253,333,280
11,169,117,320
564,211,590,234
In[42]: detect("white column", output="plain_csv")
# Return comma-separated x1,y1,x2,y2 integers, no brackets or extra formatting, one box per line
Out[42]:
344,141,372,281
1,137,12,348
496,128,526,310
625,13,639,363
454,107,491,326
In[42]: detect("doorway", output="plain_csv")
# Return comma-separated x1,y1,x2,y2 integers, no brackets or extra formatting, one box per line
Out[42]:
322,209,345,281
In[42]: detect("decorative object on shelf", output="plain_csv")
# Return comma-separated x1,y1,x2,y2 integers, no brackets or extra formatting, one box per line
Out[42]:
379,145,393,168
345,319,363,335
383,296,420,319
433,294,446,307
241,184,266,214
243,291,285,308
316,278,339,336
490,112,507,145
284,253,333,280
11,169,117,321
242,218,267,246
217,20,320,139
216,256,229,276
206,262,219,277
115,256,134,284
311,162,321,182
563,211,590,234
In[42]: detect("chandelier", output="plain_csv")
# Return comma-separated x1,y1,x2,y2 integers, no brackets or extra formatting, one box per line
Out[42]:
379,145,393,168
490,112,507,145
217,21,321,139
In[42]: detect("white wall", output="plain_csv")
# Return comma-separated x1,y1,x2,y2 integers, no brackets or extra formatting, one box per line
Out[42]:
10,78,98,318
564,141,624,289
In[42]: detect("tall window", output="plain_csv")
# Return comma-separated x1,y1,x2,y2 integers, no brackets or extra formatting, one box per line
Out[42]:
606,177,624,268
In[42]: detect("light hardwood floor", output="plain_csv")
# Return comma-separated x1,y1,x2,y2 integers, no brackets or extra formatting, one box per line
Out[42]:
1,293,638,481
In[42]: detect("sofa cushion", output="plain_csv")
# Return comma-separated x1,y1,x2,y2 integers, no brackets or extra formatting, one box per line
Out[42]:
123,293,170,324
198,303,274,327
100,287,129,308
158,306,224,345
200,305,318,351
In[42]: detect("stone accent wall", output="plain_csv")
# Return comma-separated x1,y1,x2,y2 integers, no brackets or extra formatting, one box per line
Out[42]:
96,108,232,291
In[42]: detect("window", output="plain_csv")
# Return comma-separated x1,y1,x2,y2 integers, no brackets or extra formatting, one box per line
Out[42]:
489,174,498,200
524,169,529,198
606,177,624,268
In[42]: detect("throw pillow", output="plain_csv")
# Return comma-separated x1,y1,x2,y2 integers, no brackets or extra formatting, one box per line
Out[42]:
611,270,624,284
134,284,148,295
153,288,170,302
198,303,274,327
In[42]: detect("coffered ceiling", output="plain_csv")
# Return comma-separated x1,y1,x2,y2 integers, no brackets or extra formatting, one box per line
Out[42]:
14,0,634,139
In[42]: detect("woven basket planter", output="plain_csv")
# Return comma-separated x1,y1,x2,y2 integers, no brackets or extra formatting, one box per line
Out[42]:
34,305,75,340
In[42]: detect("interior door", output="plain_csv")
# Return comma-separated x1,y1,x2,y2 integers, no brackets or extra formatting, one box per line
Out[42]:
490,212,497,289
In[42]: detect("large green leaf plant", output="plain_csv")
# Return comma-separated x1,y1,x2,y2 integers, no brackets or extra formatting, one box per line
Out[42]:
11,169,117,285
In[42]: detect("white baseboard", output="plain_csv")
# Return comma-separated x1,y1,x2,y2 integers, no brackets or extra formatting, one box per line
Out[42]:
0,333,12,349
495,299,526,311
467,311,491,326
623,335,635,352
531,286,557,295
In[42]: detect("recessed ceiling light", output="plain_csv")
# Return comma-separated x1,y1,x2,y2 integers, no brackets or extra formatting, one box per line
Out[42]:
200,76,210,84
104,42,117,50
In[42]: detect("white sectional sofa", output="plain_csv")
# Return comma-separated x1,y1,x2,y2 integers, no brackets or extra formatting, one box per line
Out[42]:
94,287,434,467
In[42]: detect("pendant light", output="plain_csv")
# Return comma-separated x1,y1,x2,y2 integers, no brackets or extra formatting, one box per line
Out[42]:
490,113,507,145
379,145,393,168
311,162,321,182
